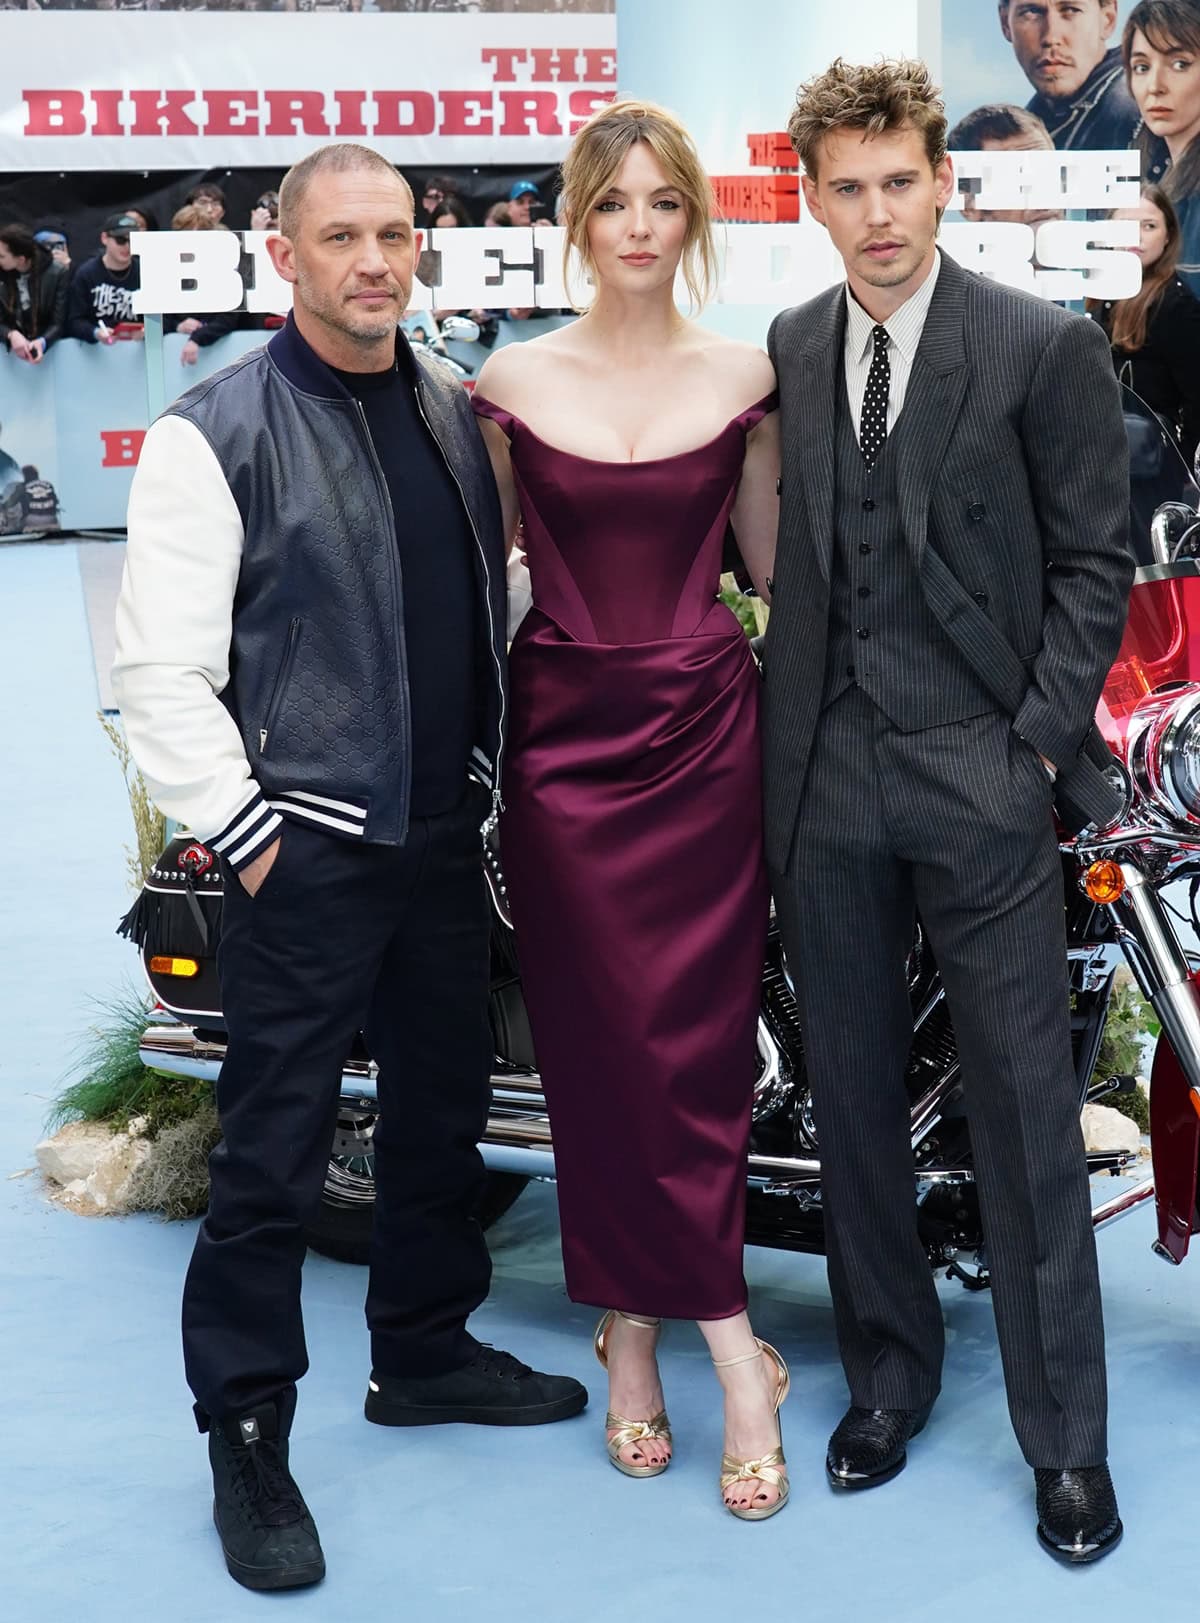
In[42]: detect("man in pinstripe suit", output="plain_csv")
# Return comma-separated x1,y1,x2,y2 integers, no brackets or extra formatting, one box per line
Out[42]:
763,58,1134,1562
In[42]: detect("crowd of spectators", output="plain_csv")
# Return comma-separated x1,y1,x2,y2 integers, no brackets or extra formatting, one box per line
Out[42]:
0,171,553,373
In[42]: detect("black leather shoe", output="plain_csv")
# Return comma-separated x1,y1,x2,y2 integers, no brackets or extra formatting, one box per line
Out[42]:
206,1392,325,1592
1035,1465,1123,1565
365,1344,588,1427
826,1399,935,1491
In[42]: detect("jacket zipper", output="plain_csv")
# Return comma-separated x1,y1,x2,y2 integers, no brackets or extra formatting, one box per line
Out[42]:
260,616,303,754
411,382,506,835
354,398,413,846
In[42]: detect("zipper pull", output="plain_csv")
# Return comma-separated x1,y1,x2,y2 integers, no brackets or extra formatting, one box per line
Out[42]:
259,729,268,752
480,789,503,839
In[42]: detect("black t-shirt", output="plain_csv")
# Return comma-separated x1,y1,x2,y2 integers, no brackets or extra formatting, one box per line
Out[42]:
331,353,477,818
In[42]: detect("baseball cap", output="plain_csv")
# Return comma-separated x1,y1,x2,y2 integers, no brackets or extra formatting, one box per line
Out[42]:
509,181,539,202
34,229,67,248
104,213,139,237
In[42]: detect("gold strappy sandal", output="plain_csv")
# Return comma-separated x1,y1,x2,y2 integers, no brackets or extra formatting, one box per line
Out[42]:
594,1310,672,1479
713,1339,791,1521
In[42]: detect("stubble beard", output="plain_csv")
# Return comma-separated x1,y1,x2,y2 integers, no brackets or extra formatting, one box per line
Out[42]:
297,270,402,347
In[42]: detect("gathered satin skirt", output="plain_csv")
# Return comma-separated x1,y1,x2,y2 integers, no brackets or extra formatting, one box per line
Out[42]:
500,609,769,1319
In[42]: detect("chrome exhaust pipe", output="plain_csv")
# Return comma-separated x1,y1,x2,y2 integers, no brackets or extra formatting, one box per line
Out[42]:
1091,1176,1156,1232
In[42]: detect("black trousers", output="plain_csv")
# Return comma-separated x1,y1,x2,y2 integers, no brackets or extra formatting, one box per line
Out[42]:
182,789,493,1423
771,688,1108,1469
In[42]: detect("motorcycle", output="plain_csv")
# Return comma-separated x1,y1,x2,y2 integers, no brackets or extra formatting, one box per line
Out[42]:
119,422,1200,1280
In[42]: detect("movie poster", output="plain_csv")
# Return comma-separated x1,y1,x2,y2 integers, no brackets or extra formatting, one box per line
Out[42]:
942,0,1200,291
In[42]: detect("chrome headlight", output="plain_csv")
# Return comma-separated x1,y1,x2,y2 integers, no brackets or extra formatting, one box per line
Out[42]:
1128,686,1200,826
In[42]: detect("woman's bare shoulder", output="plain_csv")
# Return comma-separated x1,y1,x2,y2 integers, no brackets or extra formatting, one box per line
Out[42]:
475,326,578,410
693,332,777,403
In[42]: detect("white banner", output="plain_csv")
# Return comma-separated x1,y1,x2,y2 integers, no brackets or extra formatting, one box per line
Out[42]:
0,13,617,171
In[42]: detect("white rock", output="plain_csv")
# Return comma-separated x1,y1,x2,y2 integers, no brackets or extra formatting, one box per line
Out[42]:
1081,1102,1141,1157
35,1122,117,1187
84,1135,150,1211
36,1122,151,1215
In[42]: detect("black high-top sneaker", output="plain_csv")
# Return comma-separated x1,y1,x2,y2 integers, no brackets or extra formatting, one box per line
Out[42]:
205,1391,325,1591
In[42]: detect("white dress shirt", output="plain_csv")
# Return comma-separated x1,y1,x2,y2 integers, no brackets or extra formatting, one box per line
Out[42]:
843,250,942,443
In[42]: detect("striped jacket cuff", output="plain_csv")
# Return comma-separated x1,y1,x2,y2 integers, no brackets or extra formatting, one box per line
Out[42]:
207,788,284,871
468,746,495,790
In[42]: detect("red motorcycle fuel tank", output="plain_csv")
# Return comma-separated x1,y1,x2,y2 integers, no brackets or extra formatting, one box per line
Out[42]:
1098,565,1200,755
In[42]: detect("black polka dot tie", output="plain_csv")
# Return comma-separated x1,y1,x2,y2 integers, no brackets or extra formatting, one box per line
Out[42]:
860,323,890,471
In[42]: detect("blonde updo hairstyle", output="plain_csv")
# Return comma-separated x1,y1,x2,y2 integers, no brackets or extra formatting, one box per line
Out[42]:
559,97,719,312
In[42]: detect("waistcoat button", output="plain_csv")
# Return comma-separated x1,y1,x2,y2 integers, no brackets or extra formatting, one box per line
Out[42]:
856,626,870,639
862,498,876,512
858,586,871,598
859,542,873,555
972,590,988,606
968,502,986,522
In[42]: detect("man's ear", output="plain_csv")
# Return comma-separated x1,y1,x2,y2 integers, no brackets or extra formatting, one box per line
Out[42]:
998,0,1013,45
266,232,298,286
1100,0,1120,43
801,173,825,227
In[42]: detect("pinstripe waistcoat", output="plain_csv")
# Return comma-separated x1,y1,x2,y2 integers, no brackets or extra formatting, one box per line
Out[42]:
762,248,1134,874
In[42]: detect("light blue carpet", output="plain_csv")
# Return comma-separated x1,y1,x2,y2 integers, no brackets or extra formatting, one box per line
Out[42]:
2,540,1196,1619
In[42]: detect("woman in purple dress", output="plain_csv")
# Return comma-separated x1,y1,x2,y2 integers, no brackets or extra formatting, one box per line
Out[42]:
473,100,785,1520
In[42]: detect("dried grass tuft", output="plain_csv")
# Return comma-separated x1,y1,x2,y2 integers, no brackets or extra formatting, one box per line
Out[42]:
127,1105,221,1220
99,711,166,891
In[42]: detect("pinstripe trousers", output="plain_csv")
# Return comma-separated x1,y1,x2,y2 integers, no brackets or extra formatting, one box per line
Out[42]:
771,686,1108,1468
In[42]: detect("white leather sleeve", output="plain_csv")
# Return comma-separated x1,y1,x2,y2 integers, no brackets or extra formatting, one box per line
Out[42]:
112,415,282,868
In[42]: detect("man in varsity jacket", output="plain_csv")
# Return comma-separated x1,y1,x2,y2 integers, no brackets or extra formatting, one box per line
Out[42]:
113,143,585,1595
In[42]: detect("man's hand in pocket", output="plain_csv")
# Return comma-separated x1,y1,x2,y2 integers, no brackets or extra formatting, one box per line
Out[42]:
239,836,281,897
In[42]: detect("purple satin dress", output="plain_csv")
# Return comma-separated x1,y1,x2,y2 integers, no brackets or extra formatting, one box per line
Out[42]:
472,392,775,1320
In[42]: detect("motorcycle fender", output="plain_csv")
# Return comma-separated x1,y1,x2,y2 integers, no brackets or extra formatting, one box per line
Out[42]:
1151,1028,1200,1264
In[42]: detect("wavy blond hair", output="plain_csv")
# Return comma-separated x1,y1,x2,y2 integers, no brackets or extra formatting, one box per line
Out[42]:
559,98,718,311
787,57,948,180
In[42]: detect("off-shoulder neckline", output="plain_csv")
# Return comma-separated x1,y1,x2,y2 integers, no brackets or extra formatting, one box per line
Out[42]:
471,391,778,467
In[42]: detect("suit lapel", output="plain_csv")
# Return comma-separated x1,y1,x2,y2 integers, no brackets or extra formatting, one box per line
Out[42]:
895,253,970,566
791,287,844,584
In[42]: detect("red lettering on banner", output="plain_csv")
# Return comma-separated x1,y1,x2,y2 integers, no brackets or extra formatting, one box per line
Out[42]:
264,91,330,137
529,49,577,83
333,90,370,137
499,92,561,137
374,91,436,137
23,90,86,136
90,90,124,138
101,431,146,468
439,91,494,136
480,48,525,83
569,88,616,133
746,132,798,169
128,89,201,137
20,83,618,141
579,49,617,82
710,174,799,223
205,91,260,137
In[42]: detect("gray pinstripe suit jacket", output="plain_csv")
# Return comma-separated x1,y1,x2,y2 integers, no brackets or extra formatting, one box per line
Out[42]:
762,249,1135,874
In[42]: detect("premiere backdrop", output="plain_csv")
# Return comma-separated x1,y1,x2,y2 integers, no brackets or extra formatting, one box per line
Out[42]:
0,0,1156,530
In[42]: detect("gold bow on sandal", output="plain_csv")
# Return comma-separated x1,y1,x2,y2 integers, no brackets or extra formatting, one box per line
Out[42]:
713,1339,791,1521
594,1310,672,1479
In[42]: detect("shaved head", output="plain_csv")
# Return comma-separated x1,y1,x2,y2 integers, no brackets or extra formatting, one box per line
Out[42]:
279,143,412,239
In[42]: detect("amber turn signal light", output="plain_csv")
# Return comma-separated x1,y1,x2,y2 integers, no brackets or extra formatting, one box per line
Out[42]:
149,955,200,978
1081,861,1126,906
1190,1089,1200,1122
